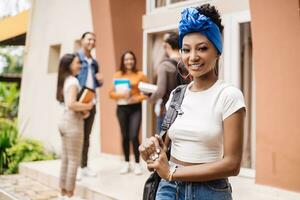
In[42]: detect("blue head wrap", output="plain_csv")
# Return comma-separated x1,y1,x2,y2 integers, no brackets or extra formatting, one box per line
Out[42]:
178,7,223,55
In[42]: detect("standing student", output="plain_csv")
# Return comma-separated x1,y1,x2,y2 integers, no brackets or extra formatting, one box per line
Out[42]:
76,32,103,178
109,51,148,175
56,54,93,200
139,4,246,199
149,32,181,133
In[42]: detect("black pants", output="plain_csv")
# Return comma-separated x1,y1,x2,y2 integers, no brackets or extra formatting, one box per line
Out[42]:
81,105,96,168
117,103,142,163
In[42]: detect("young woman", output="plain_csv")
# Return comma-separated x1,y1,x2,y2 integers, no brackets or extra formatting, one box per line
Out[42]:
56,54,93,200
109,51,148,175
139,4,246,200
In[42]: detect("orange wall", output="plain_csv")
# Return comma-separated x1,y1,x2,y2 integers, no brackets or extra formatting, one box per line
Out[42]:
250,0,300,192
90,0,145,154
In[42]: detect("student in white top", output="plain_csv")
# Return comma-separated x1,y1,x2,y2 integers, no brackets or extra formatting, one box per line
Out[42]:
56,54,93,200
139,4,246,200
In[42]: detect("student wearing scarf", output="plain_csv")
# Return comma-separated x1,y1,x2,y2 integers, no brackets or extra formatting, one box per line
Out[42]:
139,4,246,200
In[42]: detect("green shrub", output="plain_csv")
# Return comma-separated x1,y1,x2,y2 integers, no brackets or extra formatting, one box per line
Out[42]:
0,83,20,119
5,139,56,174
0,118,18,173
0,118,56,174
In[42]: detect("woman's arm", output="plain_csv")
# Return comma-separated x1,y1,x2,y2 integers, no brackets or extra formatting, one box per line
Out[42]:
128,72,149,103
109,87,129,100
148,108,245,181
65,85,93,112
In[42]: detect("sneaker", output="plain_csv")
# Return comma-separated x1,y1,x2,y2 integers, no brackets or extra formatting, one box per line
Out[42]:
76,168,82,181
82,167,97,177
119,162,130,174
134,163,143,175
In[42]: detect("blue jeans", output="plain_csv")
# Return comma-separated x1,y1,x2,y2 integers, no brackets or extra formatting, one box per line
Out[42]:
156,114,165,133
156,163,232,200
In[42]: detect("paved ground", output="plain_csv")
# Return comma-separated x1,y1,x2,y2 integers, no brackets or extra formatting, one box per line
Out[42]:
0,174,60,200
1,155,300,200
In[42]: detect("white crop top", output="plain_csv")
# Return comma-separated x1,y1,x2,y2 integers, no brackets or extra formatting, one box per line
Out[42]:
63,76,81,110
167,80,246,163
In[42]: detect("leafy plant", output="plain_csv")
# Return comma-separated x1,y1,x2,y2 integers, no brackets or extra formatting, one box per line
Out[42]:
0,83,20,119
0,118,18,173
0,49,23,74
0,118,56,174
5,139,56,174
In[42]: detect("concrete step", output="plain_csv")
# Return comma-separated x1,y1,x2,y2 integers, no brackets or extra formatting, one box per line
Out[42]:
19,155,300,200
19,155,149,200
0,174,61,200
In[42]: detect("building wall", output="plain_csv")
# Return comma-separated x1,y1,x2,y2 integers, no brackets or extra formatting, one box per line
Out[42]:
18,0,101,157
143,0,249,30
90,0,145,154
250,0,300,192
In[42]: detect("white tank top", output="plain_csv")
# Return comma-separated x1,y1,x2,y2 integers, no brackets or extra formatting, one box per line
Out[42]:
167,80,246,163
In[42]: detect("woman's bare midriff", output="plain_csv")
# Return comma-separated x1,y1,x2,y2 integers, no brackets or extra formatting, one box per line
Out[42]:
170,156,204,166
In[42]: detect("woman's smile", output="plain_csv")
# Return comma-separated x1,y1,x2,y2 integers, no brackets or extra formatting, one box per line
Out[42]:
188,63,204,71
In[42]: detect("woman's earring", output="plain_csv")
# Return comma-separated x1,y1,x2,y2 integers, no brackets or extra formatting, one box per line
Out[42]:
177,60,190,80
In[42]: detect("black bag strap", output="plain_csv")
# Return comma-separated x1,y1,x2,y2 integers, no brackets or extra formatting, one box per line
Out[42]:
159,84,187,138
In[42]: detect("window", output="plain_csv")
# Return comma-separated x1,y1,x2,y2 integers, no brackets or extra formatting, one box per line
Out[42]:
152,0,188,9
170,0,186,3
155,0,166,8
47,44,61,73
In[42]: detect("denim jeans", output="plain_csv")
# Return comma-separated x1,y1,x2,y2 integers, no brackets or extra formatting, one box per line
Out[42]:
156,162,232,200
156,114,165,133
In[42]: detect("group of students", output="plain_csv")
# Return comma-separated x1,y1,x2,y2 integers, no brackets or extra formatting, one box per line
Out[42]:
56,32,102,200
108,31,189,175
56,3,246,200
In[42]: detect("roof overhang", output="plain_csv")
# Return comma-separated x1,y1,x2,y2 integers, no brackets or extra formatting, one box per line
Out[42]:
0,10,29,45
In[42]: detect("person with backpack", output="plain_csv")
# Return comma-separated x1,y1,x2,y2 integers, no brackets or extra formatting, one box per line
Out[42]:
149,32,190,133
139,4,246,200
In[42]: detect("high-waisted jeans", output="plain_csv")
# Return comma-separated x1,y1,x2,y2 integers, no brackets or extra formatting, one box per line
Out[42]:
156,162,233,200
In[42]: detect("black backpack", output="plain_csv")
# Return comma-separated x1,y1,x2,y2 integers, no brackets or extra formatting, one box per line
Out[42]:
143,84,187,200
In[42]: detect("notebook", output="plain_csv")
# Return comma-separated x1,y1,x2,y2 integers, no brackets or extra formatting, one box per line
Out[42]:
77,86,95,103
138,82,157,94
114,78,131,105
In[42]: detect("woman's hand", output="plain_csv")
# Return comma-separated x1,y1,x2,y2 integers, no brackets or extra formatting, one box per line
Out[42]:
147,150,170,180
139,135,167,171
127,96,140,104
86,102,94,110
96,72,104,84
139,135,161,162
82,111,90,119
122,91,131,99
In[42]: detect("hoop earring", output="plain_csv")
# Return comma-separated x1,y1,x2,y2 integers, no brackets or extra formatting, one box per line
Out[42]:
177,59,190,79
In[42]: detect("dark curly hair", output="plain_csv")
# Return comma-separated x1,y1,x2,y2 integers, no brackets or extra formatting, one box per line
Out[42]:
196,4,223,77
196,4,224,33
